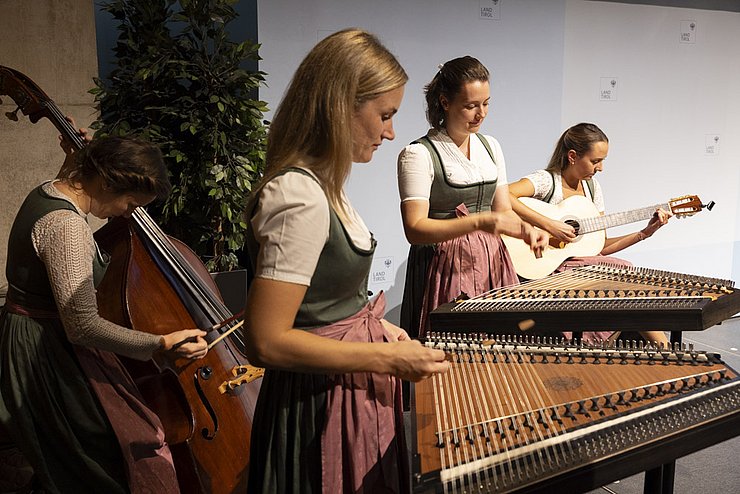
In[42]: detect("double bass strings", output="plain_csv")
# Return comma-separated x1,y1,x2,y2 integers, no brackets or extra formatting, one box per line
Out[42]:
45,101,87,151
131,209,247,351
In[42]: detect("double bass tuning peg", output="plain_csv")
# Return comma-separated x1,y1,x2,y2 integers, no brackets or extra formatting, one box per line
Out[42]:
5,105,20,122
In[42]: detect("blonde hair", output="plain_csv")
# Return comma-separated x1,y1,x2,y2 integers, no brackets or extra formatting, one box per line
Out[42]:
259,28,407,218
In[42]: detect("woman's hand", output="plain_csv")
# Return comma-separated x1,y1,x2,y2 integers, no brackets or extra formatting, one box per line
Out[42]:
59,116,92,155
479,211,548,257
380,319,410,341
477,210,522,237
387,340,450,382
520,222,549,258
641,207,672,237
545,218,577,244
160,329,209,360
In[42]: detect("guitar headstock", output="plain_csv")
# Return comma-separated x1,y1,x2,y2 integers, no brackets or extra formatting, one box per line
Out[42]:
668,195,707,217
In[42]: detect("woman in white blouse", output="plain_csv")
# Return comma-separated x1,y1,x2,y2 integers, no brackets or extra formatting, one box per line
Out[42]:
397,56,546,338
243,29,449,493
508,122,671,258
508,122,670,345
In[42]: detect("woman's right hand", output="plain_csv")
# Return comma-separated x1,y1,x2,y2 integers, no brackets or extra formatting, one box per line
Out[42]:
160,329,208,360
546,218,577,244
388,340,450,382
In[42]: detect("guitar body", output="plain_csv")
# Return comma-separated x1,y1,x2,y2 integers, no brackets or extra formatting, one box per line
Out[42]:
503,195,606,280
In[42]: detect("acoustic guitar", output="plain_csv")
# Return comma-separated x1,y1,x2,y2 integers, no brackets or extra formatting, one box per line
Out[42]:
502,194,706,280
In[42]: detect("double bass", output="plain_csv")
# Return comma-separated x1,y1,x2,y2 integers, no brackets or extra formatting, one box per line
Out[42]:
1,65,262,494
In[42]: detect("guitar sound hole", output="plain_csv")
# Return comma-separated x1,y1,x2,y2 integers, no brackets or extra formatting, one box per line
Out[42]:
565,220,581,235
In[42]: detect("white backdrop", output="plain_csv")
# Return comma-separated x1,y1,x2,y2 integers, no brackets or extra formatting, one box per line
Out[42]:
561,0,740,281
257,0,740,323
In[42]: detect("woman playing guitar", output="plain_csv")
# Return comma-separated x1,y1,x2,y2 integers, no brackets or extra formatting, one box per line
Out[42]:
508,122,671,345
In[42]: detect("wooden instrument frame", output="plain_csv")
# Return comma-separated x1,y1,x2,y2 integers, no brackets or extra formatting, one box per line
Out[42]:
430,265,740,334
410,335,740,493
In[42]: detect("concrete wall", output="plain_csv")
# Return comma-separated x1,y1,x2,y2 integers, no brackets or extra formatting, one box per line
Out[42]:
0,0,99,294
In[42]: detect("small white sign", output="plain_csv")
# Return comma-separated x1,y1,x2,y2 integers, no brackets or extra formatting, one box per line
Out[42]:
680,20,697,44
705,134,720,155
370,256,394,285
480,0,501,20
599,77,618,101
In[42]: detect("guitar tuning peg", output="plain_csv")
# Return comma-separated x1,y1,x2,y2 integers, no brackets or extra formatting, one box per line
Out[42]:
703,201,715,211
5,106,20,121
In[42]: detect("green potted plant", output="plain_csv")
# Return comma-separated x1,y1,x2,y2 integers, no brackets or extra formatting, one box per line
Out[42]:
90,0,267,283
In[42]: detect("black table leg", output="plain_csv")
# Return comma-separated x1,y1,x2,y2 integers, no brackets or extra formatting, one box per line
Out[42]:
642,331,683,494
644,465,664,494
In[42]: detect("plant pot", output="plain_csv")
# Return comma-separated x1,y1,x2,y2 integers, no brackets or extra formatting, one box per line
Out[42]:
211,269,248,316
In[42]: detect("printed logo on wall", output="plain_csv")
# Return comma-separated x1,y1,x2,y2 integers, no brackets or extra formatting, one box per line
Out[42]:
705,134,720,156
599,77,618,101
680,21,697,44
370,256,395,286
480,0,501,20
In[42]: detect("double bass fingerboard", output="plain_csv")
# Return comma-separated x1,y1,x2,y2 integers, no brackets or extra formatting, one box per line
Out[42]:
429,265,740,333
411,333,740,493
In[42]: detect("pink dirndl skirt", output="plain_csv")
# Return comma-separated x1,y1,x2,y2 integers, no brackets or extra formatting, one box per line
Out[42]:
418,204,519,337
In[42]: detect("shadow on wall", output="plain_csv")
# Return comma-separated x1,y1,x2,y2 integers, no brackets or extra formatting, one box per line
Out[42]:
377,257,409,329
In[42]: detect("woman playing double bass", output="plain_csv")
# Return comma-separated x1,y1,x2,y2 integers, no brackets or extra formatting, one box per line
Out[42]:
0,128,208,494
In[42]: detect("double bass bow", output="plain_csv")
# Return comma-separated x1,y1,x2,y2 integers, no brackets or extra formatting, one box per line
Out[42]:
1,65,262,494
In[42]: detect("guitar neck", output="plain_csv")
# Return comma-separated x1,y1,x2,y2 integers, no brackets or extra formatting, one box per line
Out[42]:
580,202,670,234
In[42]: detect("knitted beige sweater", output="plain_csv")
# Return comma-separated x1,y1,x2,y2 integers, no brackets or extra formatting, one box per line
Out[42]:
30,182,162,361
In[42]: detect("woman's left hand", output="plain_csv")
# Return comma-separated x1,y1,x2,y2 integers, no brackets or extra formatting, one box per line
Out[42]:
381,319,410,341
59,116,92,155
520,222,549,259
642,207,673,237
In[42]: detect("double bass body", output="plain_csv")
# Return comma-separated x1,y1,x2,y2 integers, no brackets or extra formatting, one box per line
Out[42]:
94,216,260,494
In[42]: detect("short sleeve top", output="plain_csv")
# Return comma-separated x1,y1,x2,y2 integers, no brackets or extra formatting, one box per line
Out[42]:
522,169,605,213
249,168,372,286
397,129,508,202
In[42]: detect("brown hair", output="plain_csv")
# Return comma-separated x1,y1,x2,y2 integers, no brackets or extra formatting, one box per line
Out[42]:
546,123,609,173
425,56,490,130
258,28,407,218
58,136,171,199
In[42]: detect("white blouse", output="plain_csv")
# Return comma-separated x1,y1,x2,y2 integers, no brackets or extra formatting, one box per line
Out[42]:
250,168,372,286
522,169,605,213
397,128,508,202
